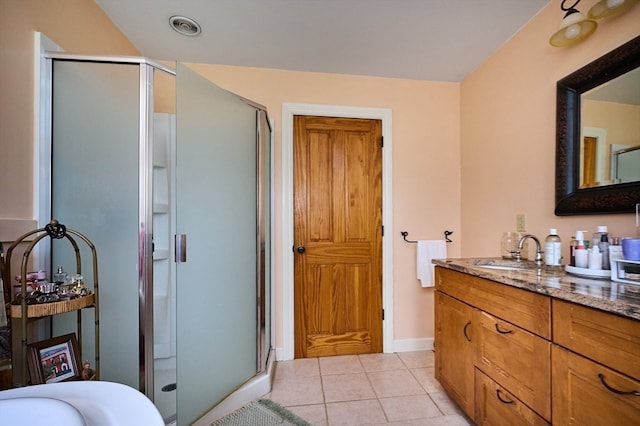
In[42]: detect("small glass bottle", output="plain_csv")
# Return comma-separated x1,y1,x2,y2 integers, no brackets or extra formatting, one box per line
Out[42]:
53,266,67,285
592,225,607,251
545,228,562,269
569,235,577,266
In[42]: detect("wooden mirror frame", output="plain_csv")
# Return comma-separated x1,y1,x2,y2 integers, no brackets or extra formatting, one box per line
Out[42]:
555,35,640,216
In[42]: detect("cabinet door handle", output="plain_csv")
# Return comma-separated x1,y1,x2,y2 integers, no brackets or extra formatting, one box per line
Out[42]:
496,389,515,404
495,323,514,334
598,374,640,396
463,321,472,342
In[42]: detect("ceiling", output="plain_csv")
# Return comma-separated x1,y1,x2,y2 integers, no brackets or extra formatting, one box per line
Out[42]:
93,0,550,83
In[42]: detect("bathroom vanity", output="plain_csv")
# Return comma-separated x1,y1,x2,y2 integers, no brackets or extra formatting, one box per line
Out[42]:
433,259,640,425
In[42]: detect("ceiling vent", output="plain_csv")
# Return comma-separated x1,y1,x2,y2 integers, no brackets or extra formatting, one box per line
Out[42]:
169,16,201,36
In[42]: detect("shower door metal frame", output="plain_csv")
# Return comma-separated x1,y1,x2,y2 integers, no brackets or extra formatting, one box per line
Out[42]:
39,54,274,419
40,53,175,400
256,108,272,375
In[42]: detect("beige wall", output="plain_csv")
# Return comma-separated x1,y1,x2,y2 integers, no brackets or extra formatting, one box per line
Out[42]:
0,0,139,221
582,100,640,184
461,4,640,261
583,100,640,148
0,0,139,286
1,0,639,350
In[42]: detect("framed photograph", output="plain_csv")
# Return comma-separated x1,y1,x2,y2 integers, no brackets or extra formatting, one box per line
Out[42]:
27,333,82,384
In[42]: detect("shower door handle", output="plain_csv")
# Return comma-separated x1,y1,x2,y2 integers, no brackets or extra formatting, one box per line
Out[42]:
175,234,187,263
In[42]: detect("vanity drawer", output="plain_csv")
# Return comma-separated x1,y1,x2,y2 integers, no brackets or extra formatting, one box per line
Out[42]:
435,267,551,339
552,345,640,425
553,299,640,380
475,310,551,421
475,369,549,426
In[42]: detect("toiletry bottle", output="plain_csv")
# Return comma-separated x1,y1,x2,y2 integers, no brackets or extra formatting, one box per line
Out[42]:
569,235,577,266
582,229,591,250
592,226,607,251
588,245,603,270
600,232,610,270
544,228,562,269
574,233,588,268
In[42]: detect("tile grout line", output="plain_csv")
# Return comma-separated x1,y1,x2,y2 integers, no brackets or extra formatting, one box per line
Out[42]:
358,353,392,424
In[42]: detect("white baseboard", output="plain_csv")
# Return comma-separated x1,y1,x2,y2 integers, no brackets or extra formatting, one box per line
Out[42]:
193,349,276,426
275,346,287,361
274,338,434,361
393,338,434,353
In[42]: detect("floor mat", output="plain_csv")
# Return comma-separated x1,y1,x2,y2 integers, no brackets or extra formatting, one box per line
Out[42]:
211,399,312,426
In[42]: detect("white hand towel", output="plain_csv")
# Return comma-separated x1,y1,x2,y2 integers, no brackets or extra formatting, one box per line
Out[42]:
417,240,447,287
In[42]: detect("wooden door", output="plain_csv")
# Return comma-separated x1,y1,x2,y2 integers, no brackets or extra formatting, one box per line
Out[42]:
582,136,597,187
293,115,382,358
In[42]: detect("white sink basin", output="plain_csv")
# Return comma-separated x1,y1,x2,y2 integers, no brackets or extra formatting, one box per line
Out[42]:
470,259,540,271
476,264,526,271
0,381,164,426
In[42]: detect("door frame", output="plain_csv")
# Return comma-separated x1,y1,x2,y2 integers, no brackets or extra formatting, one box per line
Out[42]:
280,103,393,360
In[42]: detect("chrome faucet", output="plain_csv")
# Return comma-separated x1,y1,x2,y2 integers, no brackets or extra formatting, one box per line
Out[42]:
514,234,544,266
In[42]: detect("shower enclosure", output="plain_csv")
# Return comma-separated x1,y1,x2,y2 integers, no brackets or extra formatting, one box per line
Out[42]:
38,54,272,425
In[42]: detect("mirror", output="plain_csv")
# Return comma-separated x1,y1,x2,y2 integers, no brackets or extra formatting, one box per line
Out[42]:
555,35,640,215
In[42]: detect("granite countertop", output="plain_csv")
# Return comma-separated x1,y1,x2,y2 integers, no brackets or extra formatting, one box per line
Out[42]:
432,258,640,321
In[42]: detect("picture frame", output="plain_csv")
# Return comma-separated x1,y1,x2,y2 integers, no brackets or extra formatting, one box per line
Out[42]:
27,333,82,384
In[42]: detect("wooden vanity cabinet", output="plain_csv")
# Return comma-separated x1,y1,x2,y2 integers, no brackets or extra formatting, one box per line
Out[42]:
552,300,640,424
475,369,549,426
475,310,551,420
434,291,475,418
552,345,640,425
552,299,640,380
435,267,552,424
435,266,640,425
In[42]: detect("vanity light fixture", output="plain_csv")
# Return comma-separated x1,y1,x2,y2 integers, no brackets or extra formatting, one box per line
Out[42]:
549,0,598,47
169,15,201,37
588,0,640,19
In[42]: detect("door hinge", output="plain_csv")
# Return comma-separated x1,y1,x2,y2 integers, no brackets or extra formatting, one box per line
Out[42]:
381,225,384,237
382,309,385,320
380,136,384,148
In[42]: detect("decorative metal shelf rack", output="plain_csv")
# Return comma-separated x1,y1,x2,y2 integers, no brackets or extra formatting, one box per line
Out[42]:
2,220,99,386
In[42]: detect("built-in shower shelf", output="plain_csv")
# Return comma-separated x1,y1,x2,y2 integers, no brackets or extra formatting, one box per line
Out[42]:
153,203,170,214
153,249,170,260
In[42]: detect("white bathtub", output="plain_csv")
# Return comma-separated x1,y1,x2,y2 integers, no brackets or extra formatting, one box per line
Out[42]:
0,381,164,426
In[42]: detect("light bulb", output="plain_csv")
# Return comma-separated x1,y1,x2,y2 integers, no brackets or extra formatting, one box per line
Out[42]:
588,0,638,19
606,0,624,8
565,24,582,39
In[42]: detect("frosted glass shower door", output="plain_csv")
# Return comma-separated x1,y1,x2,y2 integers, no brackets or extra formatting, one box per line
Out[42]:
50,60,140,387
175,65,258,424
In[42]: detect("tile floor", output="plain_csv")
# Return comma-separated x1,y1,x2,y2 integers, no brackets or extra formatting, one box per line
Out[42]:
266,350,473,425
